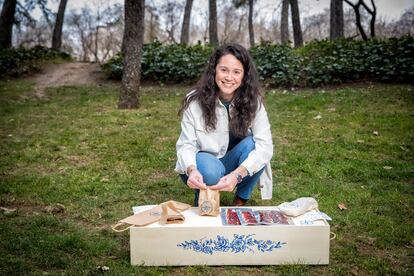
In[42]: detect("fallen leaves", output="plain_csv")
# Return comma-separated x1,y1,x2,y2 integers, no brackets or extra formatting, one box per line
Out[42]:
338,203,347,210
97,266,109,272
400,146,410,152
357,235,376,246
43,203,65,214
100,176,110,182
0,206,17,214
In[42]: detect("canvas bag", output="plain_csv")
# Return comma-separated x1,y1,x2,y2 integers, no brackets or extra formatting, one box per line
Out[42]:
112,200,191,232
198,188,220,216
277,197,318,217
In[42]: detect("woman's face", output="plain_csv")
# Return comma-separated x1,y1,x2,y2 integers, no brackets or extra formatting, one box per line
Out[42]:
215,54,244,101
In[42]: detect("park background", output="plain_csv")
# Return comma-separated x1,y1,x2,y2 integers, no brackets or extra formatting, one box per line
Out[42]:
0,0,413,274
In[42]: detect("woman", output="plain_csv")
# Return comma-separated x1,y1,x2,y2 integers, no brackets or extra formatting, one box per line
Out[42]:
175,43,273,206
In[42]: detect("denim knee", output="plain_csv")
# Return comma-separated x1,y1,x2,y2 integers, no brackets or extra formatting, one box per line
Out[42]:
199,166,223,185
238,136,255,152
196,152,225,185
237,136,255,161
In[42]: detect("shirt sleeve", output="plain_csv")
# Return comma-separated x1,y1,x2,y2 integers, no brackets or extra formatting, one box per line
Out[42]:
240,103,274,176
176,106,199,173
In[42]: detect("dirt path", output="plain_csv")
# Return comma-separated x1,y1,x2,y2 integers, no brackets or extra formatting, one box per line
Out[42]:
30,62,111,96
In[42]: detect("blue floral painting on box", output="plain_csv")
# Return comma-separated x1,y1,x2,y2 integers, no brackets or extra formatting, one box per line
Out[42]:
177,234,286,255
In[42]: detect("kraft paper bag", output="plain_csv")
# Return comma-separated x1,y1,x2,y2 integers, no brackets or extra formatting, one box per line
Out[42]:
198,188,220,217
160,200,191,225
112,200,191,232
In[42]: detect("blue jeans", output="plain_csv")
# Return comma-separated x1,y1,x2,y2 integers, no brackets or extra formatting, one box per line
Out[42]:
180,136,264,206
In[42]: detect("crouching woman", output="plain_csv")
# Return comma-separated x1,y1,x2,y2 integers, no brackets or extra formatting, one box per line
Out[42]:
175,43,274,206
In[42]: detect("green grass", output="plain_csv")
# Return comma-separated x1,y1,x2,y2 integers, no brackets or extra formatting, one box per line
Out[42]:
0,79,413,275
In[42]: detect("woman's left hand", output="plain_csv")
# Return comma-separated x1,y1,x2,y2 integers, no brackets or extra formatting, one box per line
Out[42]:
209,173,238,192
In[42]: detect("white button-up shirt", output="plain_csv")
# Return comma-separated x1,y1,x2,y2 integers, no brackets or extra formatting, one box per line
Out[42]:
175,97,274,200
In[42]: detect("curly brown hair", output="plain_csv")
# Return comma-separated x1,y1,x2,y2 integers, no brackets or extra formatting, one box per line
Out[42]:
180,43,262,137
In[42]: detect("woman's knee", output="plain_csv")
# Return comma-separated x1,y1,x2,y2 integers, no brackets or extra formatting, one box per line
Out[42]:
196,152,225,185
202,170,222,185
238,136,255,153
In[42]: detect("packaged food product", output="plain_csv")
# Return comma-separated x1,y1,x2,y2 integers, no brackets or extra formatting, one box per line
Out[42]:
237,209,259,225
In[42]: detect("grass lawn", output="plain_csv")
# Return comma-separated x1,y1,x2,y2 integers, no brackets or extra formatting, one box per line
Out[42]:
0,79,413,275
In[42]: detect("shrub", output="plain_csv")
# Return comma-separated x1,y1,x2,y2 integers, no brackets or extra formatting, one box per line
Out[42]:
142,41,213,82
299,38,366,86
364,36,414,82
102,37,414,87
0,45,71,78
102,41,213,82
249,43,302,87
299,36,414,86
101,53,123,79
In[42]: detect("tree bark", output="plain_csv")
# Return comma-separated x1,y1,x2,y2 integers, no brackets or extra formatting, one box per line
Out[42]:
0,0,17,49
344,0,370,40
289,0,303,47
146,6,158,42
119,0,145,109
52,0,68,50
281,0,289,44
360,0,376,37
94,5,102,63
209,0,218,46
180,0,193,44
330,0,344,40
248,0,254,47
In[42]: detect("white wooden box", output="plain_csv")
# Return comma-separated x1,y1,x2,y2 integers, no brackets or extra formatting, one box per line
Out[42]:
130,207,330,266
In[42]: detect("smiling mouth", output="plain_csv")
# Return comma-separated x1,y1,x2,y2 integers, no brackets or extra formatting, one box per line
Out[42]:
221,81,235,88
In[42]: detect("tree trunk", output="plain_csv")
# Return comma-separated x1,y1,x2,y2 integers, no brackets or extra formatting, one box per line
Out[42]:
208,0,218,46
361,0,376,37
330,0,344,40
281,0,289,44
248,0,254,47
344,0,369,40
289,0,303,47
370,6,376,37
52,0,68,50
0,0,17,49
180,0,193,44
94,5,101,63
146,6,157,42
119,0,145,109
354,5,368,40
237,13,245,39
94,25,100,62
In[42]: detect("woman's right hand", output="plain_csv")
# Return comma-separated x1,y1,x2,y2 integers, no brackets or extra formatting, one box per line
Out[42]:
187,169,207,190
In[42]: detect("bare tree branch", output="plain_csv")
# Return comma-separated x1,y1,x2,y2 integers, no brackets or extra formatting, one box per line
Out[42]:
344,0,368,40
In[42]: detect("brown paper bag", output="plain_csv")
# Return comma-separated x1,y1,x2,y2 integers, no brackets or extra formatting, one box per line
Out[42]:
160,200,191,225
198,188,220,216
112,200,191,232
